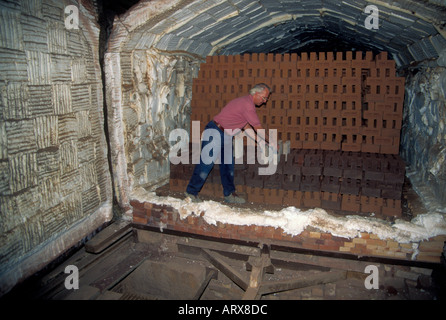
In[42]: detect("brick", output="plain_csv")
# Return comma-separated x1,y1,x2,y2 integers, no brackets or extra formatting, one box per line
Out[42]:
360,196,382,214
380,144,399,155
381,184,402,199
341,194,361,212
133,215,148,225
264,188,284,205
321,191,341,210
361,141,381,153
341,134,362,152
361,180,382,198
283,190,303,207
246,186,265,203
302,191,321,207
302,138,321,150
282,173,301,190
340,178,361,195
302,165,322,176
321,176,341,193
382,199,402,217
301,175,320,192
245,171,264,188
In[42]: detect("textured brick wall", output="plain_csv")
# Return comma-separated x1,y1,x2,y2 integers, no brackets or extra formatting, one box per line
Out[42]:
0,0,112,294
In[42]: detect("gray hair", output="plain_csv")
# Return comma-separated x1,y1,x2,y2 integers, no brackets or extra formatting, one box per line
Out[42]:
249,83,271,95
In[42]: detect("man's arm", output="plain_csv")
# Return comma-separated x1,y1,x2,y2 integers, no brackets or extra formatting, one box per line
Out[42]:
242,123,277,151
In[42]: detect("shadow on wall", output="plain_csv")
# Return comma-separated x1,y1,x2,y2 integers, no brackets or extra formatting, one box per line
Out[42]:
401,66,446,209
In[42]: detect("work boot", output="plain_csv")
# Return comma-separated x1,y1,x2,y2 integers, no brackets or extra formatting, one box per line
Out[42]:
224,192,246,204
184,192,201,203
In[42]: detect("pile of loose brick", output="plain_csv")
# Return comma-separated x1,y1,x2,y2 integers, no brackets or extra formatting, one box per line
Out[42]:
170,51,406,218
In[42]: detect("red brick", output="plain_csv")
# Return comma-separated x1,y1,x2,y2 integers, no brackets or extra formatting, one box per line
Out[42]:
360,196,383,215
341,194,361,212
361,141,381,153
264,188,284,205
382,199,402,217
375,136,393,146
302,191,321,207
380,144,399,155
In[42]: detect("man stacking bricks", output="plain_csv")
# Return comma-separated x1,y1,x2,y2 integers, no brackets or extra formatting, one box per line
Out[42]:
185,83,275,204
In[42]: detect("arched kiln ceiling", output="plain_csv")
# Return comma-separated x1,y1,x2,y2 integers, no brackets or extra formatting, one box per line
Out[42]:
108,0,446,66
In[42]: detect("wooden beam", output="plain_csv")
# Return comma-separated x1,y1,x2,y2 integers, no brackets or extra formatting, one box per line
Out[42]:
270,250,382,273
85,220,131,254
193,267,218,300
177,236,261,257
202,249,249,291
258,270,347,295
242,245,273,300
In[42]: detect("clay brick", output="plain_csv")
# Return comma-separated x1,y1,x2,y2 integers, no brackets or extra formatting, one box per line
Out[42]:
302,138,321,150
373,136,393,147
283,190,303,207
382,199,402,217
333,52,351,68
360,196,383,215
321,176,341,193
263,172,282,189
302,165,322,176
341,134,362,152
321,191,341,210
302,191,321,207
340,178,361,195
383,114,403,132
246,186,265,203
381,184,402,199
361,180,382,198
282,173,301,191
133,215,148,225
341,194,361,212
361,140,381,153
301,175,321,192
264,188,284,205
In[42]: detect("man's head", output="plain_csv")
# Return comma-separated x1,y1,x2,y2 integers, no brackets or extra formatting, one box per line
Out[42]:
250,83,271,106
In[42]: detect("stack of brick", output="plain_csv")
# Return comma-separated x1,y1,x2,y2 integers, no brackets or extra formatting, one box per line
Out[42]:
176,51,407,218
131,199,446,263
169,147,405,218
190,51,404,154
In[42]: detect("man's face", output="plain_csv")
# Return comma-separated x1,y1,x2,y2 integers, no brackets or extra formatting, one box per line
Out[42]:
253,89,270,106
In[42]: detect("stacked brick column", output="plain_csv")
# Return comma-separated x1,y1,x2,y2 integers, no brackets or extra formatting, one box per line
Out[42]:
178,51,406,218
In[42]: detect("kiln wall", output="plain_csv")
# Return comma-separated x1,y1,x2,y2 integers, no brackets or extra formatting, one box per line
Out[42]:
0,0,112,295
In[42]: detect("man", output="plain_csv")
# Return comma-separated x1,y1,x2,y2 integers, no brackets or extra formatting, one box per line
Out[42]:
185,83,275,204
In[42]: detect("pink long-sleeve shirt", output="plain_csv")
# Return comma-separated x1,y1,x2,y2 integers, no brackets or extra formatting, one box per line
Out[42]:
213,95,261,133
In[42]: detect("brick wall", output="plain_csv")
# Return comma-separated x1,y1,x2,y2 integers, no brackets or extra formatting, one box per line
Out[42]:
191,51,404,154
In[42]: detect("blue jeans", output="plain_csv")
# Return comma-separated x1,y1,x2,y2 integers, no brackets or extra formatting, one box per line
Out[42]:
186,121,235,197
